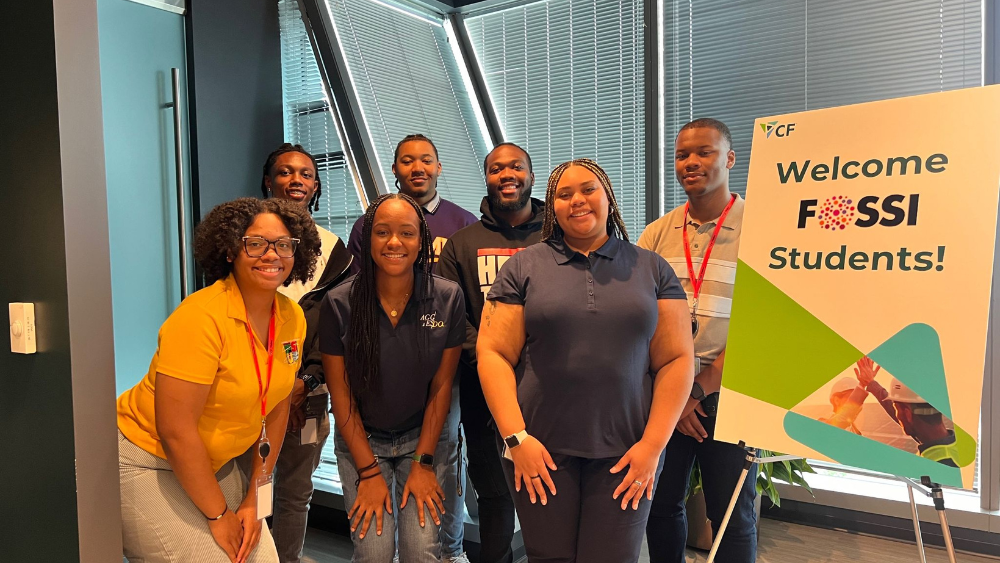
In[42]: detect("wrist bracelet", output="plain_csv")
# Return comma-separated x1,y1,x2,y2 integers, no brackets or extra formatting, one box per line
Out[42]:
206,507,228,521
355,470,383,487
358,459,379,474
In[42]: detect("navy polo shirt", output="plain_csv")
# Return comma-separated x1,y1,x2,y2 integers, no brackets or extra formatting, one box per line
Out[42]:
487,235,686,458
319,272,465,432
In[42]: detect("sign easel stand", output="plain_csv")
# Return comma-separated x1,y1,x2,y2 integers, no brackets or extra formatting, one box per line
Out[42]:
898,475,959,563
706,444,959,563
705,441,800,563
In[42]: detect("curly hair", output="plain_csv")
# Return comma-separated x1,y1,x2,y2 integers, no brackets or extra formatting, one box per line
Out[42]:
260,143,323,213
194,197,322,286
540,158,629,242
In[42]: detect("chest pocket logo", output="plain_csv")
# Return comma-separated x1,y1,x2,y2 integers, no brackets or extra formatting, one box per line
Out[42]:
282,340,300,364
420,312,446,328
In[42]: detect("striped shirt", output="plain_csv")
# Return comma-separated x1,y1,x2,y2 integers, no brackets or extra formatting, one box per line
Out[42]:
637,195,744,367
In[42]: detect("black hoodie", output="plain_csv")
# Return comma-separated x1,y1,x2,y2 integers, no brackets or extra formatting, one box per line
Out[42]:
296,235,353,386
437,196,545,377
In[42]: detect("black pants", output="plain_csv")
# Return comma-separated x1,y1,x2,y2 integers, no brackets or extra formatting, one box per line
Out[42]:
502,448,663,563
461,374,515,563
646,414,758,563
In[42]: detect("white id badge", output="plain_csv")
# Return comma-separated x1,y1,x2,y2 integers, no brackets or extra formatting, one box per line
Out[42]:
694,356,702,375
256,474,274,520
301,418,319,445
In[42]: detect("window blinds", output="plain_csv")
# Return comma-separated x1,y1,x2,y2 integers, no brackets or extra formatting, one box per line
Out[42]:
278,0,362,237
662,0,982,212
326,0,490,214
465,0,647,237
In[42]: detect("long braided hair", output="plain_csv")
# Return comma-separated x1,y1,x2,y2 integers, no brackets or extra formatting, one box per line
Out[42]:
540,158,629,242
260,143,323,213
345,193,435,410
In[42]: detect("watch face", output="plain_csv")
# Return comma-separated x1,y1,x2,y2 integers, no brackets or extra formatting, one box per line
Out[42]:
419,454,434,466
504,435,519,448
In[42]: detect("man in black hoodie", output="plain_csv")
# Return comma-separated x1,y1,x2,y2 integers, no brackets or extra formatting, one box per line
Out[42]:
438,142,544,563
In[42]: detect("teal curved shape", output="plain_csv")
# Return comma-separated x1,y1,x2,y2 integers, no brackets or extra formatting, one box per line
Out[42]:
784,411,962,487
868,323,951,419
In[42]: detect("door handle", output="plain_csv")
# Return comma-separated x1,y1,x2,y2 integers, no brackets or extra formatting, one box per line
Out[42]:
166,67,189,299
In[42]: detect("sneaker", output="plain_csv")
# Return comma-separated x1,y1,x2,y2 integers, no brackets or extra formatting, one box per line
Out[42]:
443,553,472,563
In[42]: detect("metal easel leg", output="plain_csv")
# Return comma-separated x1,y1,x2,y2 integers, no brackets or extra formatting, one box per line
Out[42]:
906,482,928,563
706,444,756,563
931,486,958,563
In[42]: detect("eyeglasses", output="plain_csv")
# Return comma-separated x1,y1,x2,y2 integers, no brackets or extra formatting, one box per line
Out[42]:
242,236,299,258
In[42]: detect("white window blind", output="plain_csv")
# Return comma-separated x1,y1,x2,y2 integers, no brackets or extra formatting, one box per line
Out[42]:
278,0,363,238
663,0,982,212
465,0,647,237
325,0,490,214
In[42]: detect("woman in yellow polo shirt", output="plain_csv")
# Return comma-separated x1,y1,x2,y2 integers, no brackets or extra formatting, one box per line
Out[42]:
117,197,320,563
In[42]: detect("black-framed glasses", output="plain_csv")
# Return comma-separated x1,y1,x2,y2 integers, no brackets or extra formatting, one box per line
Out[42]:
242,236,299,258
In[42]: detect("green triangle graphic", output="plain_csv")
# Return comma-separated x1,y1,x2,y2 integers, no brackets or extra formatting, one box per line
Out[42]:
760,122,768,133
868,324,951,418
725,260,862,409
784,412,964,485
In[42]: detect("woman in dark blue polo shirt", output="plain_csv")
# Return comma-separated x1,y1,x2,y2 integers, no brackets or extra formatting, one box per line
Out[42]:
477,159,695,562
320,193,465,562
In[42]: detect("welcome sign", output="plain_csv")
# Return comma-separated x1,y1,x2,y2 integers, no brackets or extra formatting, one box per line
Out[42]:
715,86,1000,488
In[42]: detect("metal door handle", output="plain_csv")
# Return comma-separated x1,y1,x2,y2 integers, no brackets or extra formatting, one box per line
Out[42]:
166,68,189,299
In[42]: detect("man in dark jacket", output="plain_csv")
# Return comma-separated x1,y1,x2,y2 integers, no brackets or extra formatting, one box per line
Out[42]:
438,142,544,563
258,144,354,563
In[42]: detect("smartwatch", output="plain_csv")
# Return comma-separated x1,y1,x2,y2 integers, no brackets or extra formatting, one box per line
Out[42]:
299,373,320,392
411,453,434,467
504,430,529,449
691,381,707,402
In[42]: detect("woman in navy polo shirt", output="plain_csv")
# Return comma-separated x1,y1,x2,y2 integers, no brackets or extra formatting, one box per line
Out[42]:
320,193,465,562
477,159,695,562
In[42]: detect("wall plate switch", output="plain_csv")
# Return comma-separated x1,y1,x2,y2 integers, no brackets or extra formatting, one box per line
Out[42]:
9,303,36,354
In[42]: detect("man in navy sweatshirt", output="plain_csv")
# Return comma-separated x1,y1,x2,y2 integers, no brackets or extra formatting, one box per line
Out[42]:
438,142,544,563
348,134,477,273
347,134,476,563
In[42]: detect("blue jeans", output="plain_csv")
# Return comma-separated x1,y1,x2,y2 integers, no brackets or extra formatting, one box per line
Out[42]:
439,381,466,558
272,394,331,563
335,426,451,563
646,414,758,563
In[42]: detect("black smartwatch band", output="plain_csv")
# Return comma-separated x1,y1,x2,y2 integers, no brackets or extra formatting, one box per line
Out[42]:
691,381,707,402
411,453,434,467
299,373,320,392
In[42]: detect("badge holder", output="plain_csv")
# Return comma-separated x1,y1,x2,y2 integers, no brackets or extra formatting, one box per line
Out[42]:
297,394,327,446
255,422,274,520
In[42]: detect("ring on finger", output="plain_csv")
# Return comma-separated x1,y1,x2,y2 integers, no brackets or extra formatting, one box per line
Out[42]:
530,475,541,480
632,480,642,487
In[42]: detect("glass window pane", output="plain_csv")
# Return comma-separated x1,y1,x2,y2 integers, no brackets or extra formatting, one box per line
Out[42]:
466,0,647,237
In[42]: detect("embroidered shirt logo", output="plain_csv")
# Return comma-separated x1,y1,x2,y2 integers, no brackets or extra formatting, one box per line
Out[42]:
282,340,300,364
420,312,446,328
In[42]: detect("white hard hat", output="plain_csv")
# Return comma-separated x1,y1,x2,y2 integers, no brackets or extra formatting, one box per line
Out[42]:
888,378,938,415
888,378,924,403
831,378,856,395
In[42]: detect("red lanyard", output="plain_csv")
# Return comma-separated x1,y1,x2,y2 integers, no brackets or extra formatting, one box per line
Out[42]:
683,194,737,305
244,304,276,419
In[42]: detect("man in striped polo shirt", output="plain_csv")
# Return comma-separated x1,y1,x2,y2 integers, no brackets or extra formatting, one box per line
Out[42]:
638,118,756,563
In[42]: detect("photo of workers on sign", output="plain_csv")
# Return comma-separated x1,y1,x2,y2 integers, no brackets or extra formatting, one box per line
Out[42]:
796,357,959,467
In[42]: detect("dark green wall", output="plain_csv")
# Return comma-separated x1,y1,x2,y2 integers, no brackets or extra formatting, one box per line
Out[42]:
187,0,284,223
0,2,81,561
